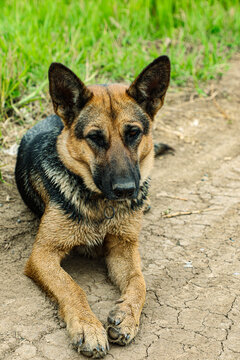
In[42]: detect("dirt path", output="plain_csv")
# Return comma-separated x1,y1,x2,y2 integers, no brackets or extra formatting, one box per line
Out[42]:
1,56,240,360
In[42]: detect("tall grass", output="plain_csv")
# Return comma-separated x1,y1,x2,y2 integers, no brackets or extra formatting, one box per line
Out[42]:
0,0,240,119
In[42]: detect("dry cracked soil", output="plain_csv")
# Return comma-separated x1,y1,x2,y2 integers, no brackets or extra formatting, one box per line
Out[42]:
0,56,240,360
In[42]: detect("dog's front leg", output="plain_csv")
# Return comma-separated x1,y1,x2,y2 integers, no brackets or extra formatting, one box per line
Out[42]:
105,233,146,345
24,208,109,358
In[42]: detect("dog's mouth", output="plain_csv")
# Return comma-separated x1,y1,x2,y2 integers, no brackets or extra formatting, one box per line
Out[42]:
100,189,139,201
105,187,139,201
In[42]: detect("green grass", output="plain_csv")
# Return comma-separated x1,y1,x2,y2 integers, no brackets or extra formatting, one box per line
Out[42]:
0,0,240,119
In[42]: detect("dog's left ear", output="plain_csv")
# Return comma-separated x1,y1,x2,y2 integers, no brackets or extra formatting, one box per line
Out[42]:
127,55,170,118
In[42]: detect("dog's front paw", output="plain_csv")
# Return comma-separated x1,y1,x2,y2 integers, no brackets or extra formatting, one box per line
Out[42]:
107,303,139,346
68,317,109,358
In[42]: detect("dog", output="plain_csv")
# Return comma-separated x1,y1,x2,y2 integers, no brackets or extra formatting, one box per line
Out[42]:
15,55,170,358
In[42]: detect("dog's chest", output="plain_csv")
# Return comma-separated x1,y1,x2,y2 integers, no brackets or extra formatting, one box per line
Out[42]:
67,213,127,247
65,206,141,249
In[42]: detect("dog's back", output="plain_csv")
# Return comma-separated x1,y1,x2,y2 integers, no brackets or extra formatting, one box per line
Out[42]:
15,115,63,217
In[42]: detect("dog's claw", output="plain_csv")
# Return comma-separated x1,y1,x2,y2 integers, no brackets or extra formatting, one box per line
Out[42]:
70,319,108,358
143,204,151,214
107,316,121,326
108,309,125,326
107,303,139,346
80,344,108,359
78,338,83,347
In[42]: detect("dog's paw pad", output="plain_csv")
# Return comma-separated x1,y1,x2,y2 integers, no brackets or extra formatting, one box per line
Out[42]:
106,305,138,346
108,327,119,340
107,325,133,346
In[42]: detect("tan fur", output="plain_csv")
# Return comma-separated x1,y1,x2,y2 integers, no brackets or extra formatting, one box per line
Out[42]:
25,203,144,353
31,175,49,204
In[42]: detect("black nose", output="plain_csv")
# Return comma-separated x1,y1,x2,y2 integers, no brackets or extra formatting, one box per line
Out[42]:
112,181,136,199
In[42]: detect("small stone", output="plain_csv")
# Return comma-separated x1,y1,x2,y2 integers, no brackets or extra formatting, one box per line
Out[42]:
184,261,193,268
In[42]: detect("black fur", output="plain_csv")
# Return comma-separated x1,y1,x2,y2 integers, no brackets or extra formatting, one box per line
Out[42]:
127,55,170,118
49,63,93,127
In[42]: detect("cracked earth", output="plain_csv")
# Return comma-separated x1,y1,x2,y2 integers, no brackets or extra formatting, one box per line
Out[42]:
1,56,240,360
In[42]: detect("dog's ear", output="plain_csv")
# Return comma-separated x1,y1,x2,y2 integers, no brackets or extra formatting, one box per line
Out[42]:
48,63,93,127
127,55,170,118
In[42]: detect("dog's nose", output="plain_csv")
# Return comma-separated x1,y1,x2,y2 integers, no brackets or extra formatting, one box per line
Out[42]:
112,181,136,199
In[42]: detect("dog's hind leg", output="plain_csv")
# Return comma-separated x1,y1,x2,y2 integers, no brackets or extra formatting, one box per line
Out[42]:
105,230,146,345
24,206,109,359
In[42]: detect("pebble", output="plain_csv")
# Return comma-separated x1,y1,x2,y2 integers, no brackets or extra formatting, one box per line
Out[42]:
184,261,193,268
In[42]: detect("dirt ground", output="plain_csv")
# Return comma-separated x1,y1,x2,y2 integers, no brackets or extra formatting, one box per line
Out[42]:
1,56,240,360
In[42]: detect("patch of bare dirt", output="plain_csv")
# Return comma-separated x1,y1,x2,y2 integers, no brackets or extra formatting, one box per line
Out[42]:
1,55,240,360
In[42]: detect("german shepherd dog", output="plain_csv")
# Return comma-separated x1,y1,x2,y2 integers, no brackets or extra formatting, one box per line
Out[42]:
15,56,170,358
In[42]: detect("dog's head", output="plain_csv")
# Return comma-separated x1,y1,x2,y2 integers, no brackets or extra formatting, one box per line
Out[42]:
49,56,170,200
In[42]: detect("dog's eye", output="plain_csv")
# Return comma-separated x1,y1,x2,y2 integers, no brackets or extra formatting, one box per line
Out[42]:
128,128,141,137
86,132,107,148
125,126,142,141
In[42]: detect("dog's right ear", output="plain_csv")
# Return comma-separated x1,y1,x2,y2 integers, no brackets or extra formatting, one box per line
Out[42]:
48,63,93,127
